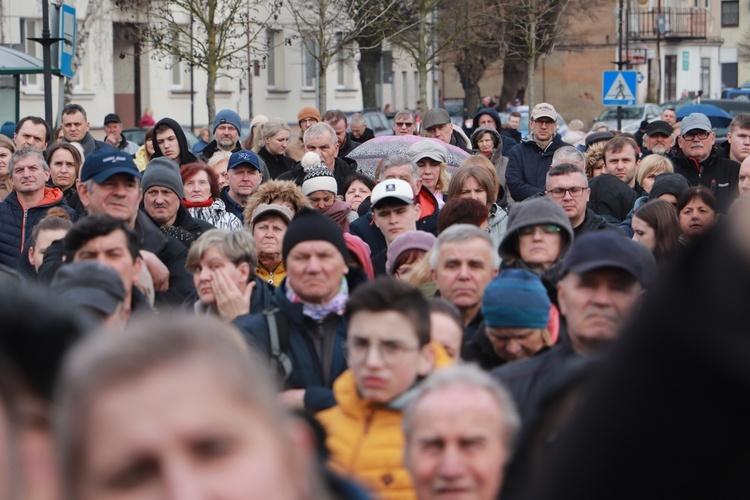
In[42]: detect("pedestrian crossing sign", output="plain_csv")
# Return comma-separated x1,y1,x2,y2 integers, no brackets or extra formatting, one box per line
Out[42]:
602,71,637,106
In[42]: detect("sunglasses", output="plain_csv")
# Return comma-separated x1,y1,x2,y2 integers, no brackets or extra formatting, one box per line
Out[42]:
517,224,561,236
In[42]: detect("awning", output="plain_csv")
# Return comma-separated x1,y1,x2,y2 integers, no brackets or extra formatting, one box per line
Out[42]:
0,46,44,75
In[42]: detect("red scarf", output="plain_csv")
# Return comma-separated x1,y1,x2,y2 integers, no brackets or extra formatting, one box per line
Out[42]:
182,198,214,208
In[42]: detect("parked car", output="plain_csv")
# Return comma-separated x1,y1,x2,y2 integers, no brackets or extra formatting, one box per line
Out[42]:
122,127,200,150
595,103,661,133
442,100,469,128
345,109,392,137
661,99,750,118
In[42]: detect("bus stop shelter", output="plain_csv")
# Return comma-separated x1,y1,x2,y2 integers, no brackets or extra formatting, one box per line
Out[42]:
0,46,45,125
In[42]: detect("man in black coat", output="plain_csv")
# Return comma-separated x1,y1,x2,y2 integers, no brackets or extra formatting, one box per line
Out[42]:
545,163,613,238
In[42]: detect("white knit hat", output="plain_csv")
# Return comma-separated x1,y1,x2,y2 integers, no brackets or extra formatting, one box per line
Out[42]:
301,152,337,196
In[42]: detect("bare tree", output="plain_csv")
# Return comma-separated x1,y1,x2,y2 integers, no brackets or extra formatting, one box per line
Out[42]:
124,0,280,124
284,0,403,112
389,0,481,117
739,27,750,63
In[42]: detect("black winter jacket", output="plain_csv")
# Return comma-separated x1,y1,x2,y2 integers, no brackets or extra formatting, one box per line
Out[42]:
258,146,296,179
573,208,614,239
151,118,198,166
506,134,570,201
671,149,739,213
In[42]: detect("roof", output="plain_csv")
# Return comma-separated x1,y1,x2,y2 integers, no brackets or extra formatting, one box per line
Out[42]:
0,46,44,75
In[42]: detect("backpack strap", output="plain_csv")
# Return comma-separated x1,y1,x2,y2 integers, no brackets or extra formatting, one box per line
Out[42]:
264,307,293,383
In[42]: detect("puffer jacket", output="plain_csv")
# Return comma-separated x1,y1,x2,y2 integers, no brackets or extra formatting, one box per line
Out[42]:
0,188,75,269
317,344,452,500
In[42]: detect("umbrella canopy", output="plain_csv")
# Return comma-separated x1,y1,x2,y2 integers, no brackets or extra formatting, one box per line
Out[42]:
676,105,733,129
347,135,470,179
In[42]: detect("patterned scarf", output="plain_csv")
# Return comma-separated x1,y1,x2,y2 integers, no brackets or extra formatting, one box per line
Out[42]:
286,276,348,321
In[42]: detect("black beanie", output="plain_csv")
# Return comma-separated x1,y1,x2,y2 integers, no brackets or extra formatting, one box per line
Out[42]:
649,172,690,201
282,207,349,263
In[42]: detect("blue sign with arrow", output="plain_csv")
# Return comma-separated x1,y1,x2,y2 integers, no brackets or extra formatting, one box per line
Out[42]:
602,70,637,106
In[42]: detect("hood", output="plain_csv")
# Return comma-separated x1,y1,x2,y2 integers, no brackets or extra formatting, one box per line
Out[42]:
473,107,502,129
587,173,638,223
471,126,503,149
499,196,574,260
151,117,194,166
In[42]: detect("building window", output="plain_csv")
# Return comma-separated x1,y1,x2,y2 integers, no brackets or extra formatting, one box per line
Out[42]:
402,71,408,109
302,40,317,89
700,57,710,97
170,30,183,89
665,55,677,101
267,30,276,88
336,32,346,88
22,19,41,89
721,0,739,27
722,62,738,89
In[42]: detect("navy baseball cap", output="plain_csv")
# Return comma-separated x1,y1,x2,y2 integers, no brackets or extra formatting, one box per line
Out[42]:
561,230,644,284
80,146,142,184
228,149,261,171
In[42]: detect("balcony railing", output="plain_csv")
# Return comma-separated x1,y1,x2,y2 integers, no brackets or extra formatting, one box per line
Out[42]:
627,8,707,41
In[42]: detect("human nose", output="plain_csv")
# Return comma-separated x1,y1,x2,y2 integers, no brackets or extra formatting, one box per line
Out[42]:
163,458,201,500
591,284,613,306
199,267,213,281
364,343,386,367
505,339,521,355
436,446,466,480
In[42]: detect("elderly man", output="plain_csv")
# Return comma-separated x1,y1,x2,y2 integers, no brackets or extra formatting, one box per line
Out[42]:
234,208,363,412
141,158,214,247
0,148,75,269
431,224,499,339
13,116,50,152
349,154,440,257
492,231,646,422
220,150,264,223
506,103,570,201
641,120,674,157
547,163,612,237
551,146,586,170
324,109,360,158
250,203,293,286
103,113,139,155
603,135,645,196
719,114,750,165
61,104,108,156
287,106,322,161
422,108,470,151
404,365,520,500
74,147,194,305
278,122,357,194
672,112,740,212
349,113,374,143
393,110,417,136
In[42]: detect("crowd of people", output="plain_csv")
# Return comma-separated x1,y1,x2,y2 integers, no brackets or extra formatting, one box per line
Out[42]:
0,99,748,499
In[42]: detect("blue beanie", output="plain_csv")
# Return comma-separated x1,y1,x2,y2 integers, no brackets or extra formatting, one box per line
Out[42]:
213,109,242,134
482,269,550,329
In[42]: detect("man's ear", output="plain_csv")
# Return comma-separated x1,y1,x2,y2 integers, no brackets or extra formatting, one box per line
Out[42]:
78,181,90,208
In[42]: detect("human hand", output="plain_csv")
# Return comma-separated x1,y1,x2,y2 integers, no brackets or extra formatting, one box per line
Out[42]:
212,267,254,322
140,250,169,291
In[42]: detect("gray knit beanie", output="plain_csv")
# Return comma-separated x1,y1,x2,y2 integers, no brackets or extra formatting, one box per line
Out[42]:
142,157,184,198
499,196,574,260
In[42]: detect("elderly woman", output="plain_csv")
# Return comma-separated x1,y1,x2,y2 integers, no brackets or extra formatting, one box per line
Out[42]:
300,152,354,231
249,203,293,286
45,142,82,205
54,316,337,500
243,180,311,225
408,140,450,208
385,230,436,280
0,135,14,201
447,156,508,249
498,196,574,291
207,150,231,189
181,162,242,230
257,118,295,179
186,229,273,321
342,173,375,214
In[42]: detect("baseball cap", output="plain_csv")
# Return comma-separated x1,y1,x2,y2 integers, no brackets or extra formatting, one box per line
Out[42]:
408,139,447,164
530,103,557,121
645,120,673,137
422,108,451,130
371,179,415,208
80,146,142,184
104,113,121,125
251,203,293,229
561,230,644,284
51,262,126,316
227,150,261,171
680,113,713,135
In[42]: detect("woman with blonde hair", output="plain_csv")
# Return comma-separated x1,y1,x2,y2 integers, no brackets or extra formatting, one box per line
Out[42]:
257,118,295,179
636,154,674,194
447,156,508,249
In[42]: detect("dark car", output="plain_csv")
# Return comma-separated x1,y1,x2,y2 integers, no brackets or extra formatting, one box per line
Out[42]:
122,127,199,150
661,99,750,118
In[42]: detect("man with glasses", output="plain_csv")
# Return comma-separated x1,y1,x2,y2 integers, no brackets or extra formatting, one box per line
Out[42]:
392,110,417,136
673,112,739,213
317,278,447,499
506,102,571,201
546,163,611,237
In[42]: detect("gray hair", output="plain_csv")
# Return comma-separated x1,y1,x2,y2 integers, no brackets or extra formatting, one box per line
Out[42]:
590,121,608,132
259,118,291,147
552,146,585,168
207,150,232,168
429,224,500,269
546,163,588,187
303,122,337,147
403,364,521,448
349,113,366,128
394,110,415,122
10,147,49,173
186,229,258,274
54,315,287,499
378,154,419,183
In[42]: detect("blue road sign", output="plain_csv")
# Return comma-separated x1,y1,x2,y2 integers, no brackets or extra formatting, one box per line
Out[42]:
59,4,76,78
602,71,637,106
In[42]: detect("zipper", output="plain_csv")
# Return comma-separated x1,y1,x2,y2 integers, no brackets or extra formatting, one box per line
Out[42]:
19,209,28,252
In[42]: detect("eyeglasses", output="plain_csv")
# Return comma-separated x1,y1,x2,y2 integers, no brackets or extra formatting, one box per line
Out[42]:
533,119,556,126
299,118,318,125
345,337,420,366
547,186,588,198
395,122,414,128
682,130,711,141
517,224,561,236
